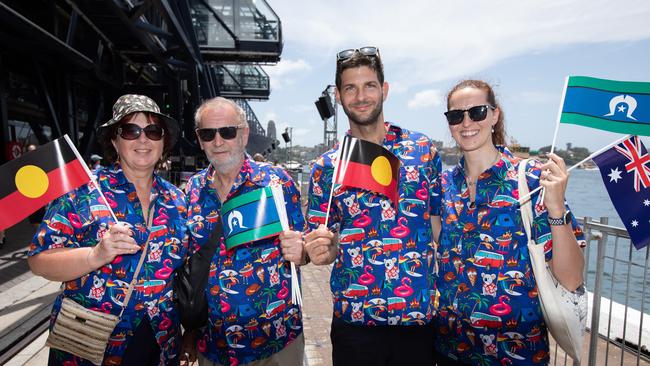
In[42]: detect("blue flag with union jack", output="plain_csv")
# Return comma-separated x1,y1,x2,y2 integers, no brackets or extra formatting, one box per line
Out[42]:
592,135,650,249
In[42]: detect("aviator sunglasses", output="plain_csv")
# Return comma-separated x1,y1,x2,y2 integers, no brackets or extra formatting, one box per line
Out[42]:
444,105,495,125
117,123,165,141
196,125,246,142
336,46,380,61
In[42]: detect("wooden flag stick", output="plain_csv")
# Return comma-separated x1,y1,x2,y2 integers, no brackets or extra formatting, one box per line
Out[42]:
63,135,119,223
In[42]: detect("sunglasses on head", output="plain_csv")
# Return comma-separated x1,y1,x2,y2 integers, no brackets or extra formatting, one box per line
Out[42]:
196,125,245,142
117,123,165,141
444,105,495,125
336,46,380,61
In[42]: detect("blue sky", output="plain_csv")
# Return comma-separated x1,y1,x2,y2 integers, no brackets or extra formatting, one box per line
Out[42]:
251,0,650,152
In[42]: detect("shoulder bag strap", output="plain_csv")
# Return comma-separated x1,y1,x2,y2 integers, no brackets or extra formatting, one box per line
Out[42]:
119,207,156,317
517,159,534,242
197,217,224,261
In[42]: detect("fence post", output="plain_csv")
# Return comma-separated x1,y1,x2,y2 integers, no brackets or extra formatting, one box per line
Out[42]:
588,217,608,366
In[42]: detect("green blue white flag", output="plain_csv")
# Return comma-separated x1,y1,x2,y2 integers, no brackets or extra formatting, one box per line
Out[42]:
221,186,287,251
560,76,650,136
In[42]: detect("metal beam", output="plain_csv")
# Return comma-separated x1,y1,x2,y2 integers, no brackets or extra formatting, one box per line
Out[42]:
159,0,204,72
33,59,63,138
106,0,174,74
0,2,93,69
65,9,78,46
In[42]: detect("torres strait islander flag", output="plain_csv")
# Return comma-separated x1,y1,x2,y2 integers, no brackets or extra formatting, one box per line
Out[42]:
221,186,286,251
560,76,650,135
592,135,650,250
334,135,400,206
0,136,91,230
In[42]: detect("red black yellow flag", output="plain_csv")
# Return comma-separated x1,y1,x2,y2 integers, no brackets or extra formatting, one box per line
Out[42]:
334,135,400,206
0,136,90,230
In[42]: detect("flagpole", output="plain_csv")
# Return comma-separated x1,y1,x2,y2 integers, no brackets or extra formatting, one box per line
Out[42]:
271,185,303,308
518,134,633,204
539,77,571,204
63,134,119,223
549,76,569,155
324,144,343,228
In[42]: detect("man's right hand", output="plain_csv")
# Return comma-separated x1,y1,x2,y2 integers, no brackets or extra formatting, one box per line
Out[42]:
304,224,337,265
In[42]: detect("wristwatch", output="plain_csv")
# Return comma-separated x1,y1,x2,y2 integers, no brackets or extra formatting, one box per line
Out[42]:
548,210,572,226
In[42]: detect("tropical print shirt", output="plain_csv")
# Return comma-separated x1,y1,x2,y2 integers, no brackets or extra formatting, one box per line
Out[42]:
306,122,442,326
29,165,188,365
186,159,305,365
433,147,586,365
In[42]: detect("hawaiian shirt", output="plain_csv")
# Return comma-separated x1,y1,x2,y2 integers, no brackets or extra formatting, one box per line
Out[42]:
433,147,586,365
28,165,189,365
186,158,306,365
306,122,442,326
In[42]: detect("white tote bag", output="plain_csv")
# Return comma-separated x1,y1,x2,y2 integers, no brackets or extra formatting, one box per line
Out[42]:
517,159,588,361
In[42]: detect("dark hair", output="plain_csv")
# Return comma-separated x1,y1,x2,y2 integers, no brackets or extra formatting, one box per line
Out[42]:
97,112,172,163
335,52,385,90
446,79,507,146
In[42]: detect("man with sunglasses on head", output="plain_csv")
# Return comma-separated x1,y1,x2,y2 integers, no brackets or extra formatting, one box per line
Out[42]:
182,97,308,366
297,47,442,365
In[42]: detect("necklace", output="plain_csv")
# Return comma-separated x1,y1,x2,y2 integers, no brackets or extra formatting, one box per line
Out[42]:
465,151,501,187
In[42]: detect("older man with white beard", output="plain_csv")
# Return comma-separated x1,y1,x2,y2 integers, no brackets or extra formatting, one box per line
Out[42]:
182,97,307,366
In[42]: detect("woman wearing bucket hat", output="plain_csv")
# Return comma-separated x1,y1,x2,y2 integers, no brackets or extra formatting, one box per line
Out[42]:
28,94,189,365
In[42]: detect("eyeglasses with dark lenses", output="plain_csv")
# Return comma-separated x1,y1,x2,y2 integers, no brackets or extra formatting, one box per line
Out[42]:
196,126,245,142
336,46,380,61
117,123,165,141
444,105,495,125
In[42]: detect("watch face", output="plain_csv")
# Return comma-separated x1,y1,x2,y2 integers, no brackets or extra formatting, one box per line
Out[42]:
563,210,572,224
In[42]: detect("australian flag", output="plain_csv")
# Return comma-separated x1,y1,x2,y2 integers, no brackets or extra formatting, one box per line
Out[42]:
592,135,650,249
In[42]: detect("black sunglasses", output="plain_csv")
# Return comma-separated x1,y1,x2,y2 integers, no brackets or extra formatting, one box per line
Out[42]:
196,125,245,142
337,46,380,61
117,123,165,141
444,105,495,125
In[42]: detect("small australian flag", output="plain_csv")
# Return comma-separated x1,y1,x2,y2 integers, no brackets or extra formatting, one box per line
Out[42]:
592,135,650,249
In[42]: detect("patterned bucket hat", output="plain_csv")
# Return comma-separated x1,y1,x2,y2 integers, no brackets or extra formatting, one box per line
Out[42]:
99,94,179,147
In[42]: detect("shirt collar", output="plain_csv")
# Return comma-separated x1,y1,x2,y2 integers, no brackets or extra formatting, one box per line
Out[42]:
203,157,266,193
342,121,401,150
454,145,514,180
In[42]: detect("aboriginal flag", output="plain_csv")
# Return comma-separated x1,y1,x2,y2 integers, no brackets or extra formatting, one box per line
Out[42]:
334,136,400,205
0,136,90,230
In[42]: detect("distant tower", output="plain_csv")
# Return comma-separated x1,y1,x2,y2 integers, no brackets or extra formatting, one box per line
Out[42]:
267,120,277,140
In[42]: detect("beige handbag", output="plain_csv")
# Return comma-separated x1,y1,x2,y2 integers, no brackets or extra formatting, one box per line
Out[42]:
518,159,587,361
46,227,153,365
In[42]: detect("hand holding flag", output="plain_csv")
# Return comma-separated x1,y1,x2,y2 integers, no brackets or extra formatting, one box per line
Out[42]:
220,185,304,306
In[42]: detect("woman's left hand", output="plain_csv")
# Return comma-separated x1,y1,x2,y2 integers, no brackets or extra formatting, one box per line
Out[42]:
539,152,569,217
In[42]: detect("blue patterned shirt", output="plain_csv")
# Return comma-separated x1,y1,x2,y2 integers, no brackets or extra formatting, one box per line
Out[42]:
186,159,305,365
29,165,188,365
433,147,586,365
306,122,442,326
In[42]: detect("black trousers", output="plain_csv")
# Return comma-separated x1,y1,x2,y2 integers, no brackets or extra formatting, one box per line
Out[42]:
331,318,437,366
121,317,161,365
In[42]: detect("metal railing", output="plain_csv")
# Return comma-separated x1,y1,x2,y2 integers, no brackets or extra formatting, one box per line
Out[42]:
551,217,650,365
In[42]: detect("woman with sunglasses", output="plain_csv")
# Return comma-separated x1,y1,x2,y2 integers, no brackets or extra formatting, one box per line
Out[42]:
431,80,586,365
28,94,188,365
